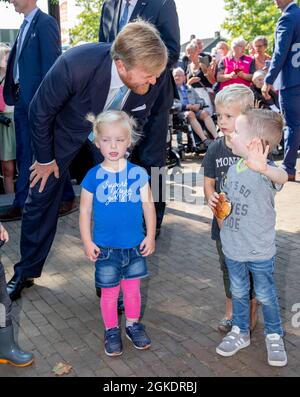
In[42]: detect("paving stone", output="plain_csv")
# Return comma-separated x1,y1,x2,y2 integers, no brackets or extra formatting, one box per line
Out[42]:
1,156,299,377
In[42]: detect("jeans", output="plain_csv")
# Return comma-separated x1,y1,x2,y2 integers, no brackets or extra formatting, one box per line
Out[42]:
95,246,148,288
225,256,283,336
0,261,12,328
216,239,255,300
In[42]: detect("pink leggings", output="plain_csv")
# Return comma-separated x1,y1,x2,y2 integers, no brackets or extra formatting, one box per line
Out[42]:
100,279,141,329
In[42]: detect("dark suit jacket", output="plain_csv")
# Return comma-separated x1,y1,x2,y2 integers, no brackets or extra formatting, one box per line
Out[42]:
99,0,180,111
4,9,61,107
28,44,166,165
265,3,300,90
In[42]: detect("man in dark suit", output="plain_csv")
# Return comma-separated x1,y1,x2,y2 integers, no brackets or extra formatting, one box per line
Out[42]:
99,0,180,236
6,20,168,300
262,0,300,182
1,0,75,222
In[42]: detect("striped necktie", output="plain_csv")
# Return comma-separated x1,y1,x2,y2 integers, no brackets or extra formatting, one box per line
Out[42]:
107,85,129,110
88,85,129,141
118,0,130,32
13,19,28,83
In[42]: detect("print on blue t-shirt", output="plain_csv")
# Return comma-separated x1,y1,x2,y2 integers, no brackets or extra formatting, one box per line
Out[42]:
81,161,149,249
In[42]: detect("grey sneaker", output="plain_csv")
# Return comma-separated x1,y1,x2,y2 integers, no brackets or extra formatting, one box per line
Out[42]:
265,334,287,367
216,325,250,357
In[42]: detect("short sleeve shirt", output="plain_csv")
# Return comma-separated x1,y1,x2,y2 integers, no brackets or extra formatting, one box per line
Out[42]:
202,137,240,240
81,161,149,248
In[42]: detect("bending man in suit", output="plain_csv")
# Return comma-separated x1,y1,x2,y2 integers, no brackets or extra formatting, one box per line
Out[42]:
1,0,75,222
99,0,180,236
262,0,300,182
6,21,168,301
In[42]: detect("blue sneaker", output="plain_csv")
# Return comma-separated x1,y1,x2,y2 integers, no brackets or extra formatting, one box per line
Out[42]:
125,322,151,350
104,327,123,357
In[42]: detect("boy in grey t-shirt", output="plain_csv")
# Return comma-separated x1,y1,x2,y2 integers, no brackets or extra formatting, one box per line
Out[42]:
216,109,288,367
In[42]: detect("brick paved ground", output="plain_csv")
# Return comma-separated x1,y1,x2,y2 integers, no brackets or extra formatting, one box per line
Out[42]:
0,154,299,377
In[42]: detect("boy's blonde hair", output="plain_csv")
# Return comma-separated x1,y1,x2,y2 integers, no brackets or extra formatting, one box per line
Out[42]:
86,110,140,147
242,108,284,151
215,84,255,112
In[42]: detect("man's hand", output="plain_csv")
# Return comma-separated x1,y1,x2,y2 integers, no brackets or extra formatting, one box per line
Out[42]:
244,137,269,173
29,160,60,193
262,83,273,100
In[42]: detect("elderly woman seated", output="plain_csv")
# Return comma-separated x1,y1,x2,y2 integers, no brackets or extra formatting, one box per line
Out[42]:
172,67,218,147
251,70,280,112
217,37,255,90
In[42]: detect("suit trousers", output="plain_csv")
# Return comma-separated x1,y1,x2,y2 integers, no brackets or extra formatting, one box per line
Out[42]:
280,85,300,176
13,157,73,279
131,110,169,229
13,98,75,208
13,99,33,209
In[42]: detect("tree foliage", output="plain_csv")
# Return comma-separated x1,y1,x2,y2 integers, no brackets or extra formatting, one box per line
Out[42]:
69,0,103,45
222,0,300,48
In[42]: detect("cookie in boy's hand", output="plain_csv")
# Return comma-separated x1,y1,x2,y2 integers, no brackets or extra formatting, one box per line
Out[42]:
215,192,232,220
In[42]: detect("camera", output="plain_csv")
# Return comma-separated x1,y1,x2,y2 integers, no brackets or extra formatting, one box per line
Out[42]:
0,114,12,127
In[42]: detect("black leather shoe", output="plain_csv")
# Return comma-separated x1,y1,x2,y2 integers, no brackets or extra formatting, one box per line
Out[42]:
6,275,35,301
0,207,22,222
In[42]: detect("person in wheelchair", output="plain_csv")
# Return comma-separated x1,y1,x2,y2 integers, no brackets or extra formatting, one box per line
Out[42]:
251,70,283,155
251,70,280,112
173,67,218,148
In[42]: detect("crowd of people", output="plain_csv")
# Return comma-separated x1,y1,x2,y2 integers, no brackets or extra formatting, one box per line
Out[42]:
1,0,300,372
173,34,282,150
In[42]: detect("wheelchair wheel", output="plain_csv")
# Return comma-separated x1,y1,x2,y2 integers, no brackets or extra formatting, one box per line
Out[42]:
166,148,181,169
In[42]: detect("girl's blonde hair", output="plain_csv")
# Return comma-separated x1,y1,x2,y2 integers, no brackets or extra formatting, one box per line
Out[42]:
86,110,140,147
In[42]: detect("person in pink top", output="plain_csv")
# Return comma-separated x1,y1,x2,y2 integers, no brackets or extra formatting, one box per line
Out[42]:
217,37,255,90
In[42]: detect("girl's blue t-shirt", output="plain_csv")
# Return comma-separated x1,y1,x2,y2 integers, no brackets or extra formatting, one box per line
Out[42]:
81,161,149,248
